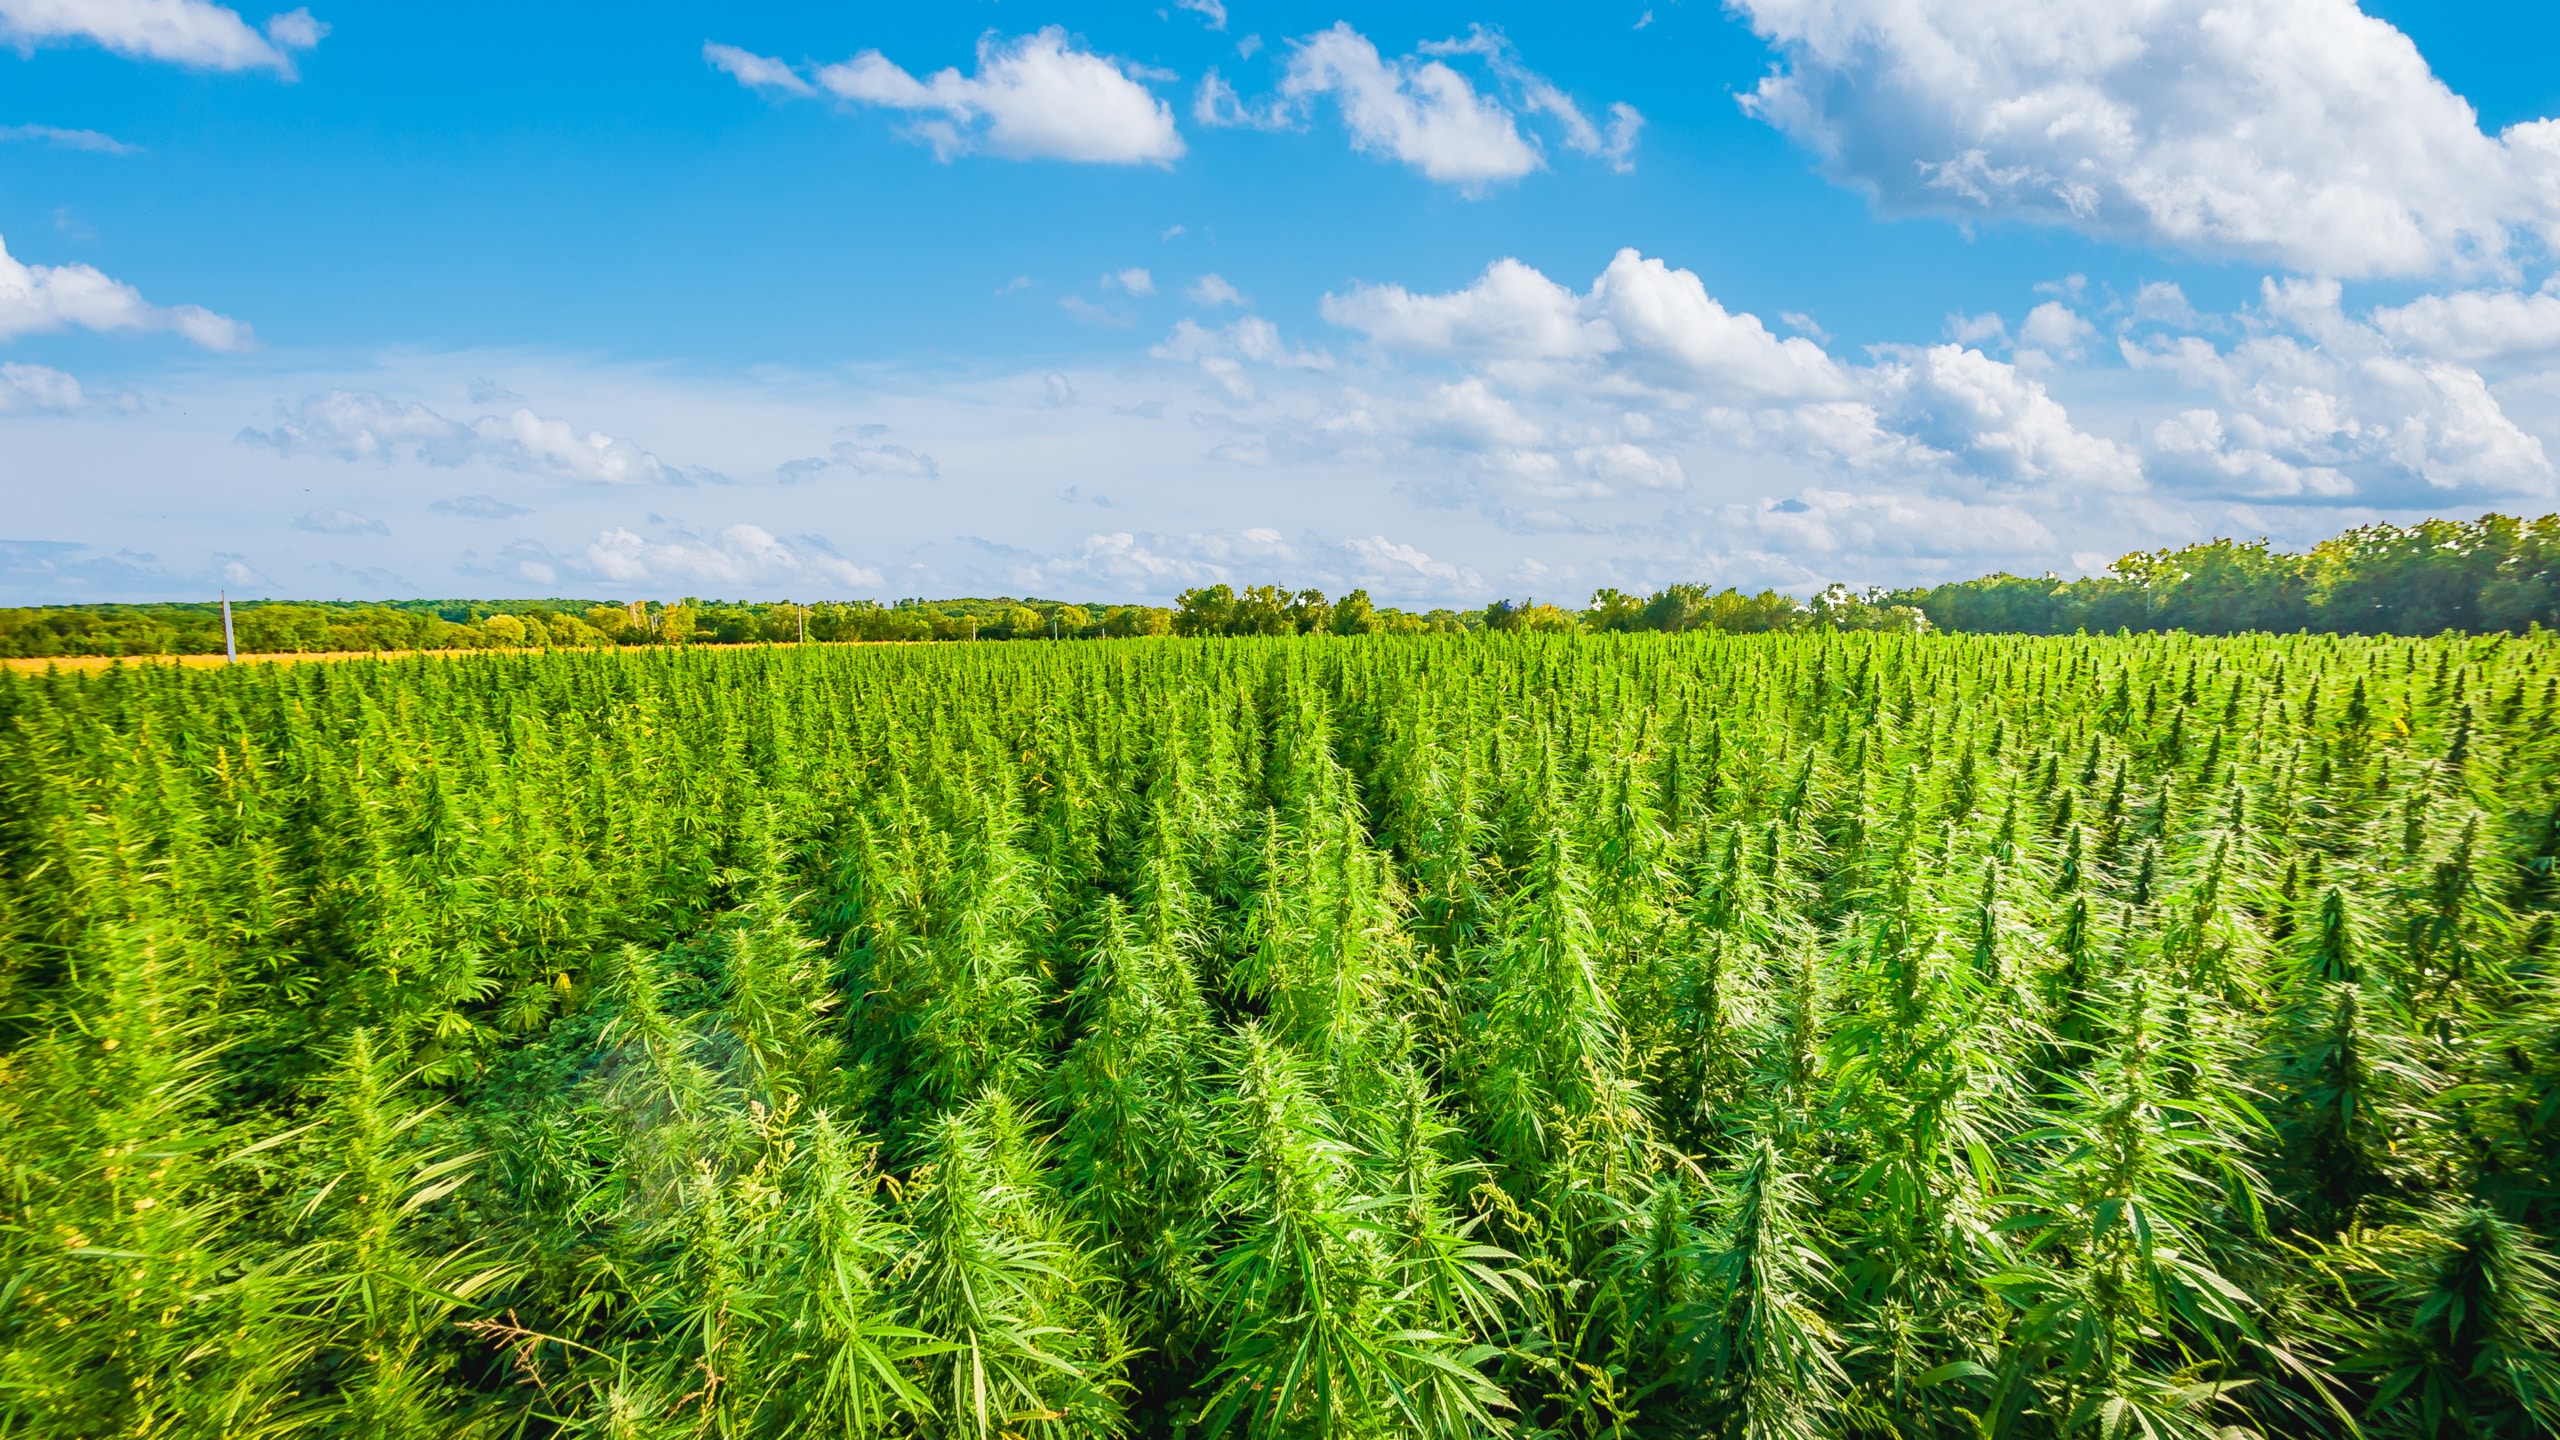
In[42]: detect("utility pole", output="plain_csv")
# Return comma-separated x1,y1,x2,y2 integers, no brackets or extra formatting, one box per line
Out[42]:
220,590,237,664
798,604,806,645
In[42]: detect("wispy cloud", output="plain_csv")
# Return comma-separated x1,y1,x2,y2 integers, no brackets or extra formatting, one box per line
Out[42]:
1188,273,1247,307
293,506,389,536
429,494,533,519
240,391,717,485
775,438,939,482
702,41,813,97
0,123,140,154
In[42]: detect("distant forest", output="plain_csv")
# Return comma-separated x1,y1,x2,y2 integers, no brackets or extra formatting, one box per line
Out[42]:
4,512,2556,659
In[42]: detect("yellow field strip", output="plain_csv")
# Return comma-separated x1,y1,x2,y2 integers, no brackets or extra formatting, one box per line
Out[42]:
3,648,519,674
0,642,888,674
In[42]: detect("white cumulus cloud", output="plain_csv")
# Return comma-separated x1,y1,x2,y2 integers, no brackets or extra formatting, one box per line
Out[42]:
0,361,83,412
1412,376,1545,450
1573,441,1686,490
761,27,1185,165
1325,249,1848,402
1273,23,1539,188
2017,301,2098,360
1304,249,2139,517
0,358,86,415
2121,276,2555,501
1591,250,1851,400
0,233,251,348
2371,281,2560,364
2145,408,2352,499
1208,24,1642,190
1323,257,1609,361
2131,281,2201,328
1153,315,1332,399
1731,0,2560,278
0,0,323,74
1875,343,2145,493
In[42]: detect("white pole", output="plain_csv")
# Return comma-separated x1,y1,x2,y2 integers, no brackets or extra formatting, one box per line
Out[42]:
221,590,237,664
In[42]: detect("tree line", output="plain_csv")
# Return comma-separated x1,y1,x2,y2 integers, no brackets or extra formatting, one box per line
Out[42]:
6,512,2557,659
0,596,1183,659
1887,513,2560,636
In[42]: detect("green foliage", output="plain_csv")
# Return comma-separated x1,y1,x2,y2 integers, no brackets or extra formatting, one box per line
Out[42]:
0,598,605,657
1893,512,2560,636
1585,583,1811,635
15,510,2560,663
2,626,2557,1440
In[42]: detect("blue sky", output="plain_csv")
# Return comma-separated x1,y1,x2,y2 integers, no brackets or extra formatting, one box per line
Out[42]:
7,0,2560,605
